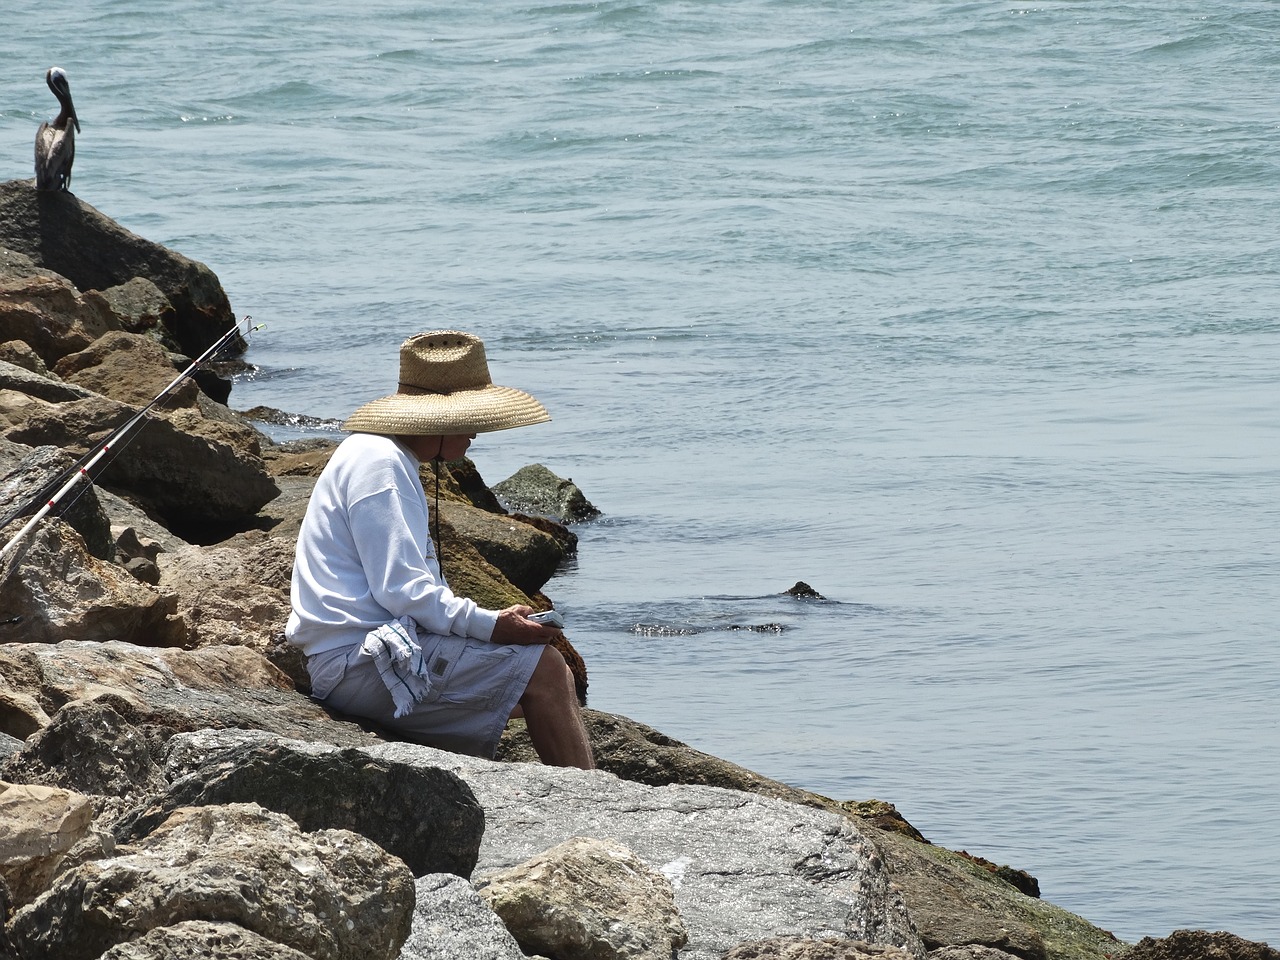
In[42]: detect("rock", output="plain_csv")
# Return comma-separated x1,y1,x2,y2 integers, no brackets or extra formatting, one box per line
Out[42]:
493,463,601,522
439,498,568,597
258,435,339,477
0,520,182,646
0,781,94,908
6,392,278,537
82,277,175,337
1122,929,1280,960
99,488,190,557
497,711,1121,960
264,633,311,693
430,513,539,610
0,358,89,402
870,830,1104,960
0,640,383,749
0,180,237,360
369,736,923,959
52,330,202,408
925,948,1023,960
0,262,111,367
513,510,579,557
0,699,165,805
153,729,922,959
0,878,13,958
478,835,689,960
785,582,825,600
118,731,484,878
6,801,416,960
0,732,22,760
445,457,508,513
121,555,161,585
0,443,114,560
154,535,293,650
0,341,51,377
243,473,314,539
94,920,315,960
399,873,528,960
722,939,913,959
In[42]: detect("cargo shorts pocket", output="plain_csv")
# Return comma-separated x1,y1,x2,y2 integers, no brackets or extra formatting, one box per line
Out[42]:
415,633,522,712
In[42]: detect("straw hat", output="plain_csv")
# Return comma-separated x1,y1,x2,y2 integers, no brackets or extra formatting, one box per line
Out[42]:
342,331,550,435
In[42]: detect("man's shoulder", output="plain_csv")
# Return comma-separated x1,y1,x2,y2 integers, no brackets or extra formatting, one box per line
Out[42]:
329,432,412,468
324,433,417,497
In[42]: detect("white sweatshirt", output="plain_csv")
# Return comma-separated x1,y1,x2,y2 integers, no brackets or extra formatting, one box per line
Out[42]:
286,432,499,657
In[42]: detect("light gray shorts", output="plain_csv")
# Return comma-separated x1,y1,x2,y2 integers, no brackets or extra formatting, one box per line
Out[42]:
309,633,544,758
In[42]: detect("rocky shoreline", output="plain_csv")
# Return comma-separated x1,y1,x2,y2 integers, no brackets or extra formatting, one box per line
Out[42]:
0,179,1272,960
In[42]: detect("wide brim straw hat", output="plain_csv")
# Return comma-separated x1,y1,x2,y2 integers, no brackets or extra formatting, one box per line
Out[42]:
342,331,550,435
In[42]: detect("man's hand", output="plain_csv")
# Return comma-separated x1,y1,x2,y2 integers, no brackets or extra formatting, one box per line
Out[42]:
491,605,564,646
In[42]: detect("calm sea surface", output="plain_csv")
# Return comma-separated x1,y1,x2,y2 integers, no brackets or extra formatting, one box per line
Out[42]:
3,0,1278,945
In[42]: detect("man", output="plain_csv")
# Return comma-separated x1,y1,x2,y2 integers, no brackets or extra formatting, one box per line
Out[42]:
287,331,593,768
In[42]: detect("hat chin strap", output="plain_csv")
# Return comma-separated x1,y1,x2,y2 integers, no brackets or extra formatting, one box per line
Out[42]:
431,453,445,583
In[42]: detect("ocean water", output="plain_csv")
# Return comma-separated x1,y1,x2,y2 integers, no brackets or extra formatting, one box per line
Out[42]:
3,0,1278,945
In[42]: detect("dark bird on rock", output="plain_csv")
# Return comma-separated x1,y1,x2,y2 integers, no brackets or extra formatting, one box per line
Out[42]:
34,66,80,192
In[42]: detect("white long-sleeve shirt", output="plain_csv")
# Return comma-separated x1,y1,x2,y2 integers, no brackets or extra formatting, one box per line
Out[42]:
286,432,498,658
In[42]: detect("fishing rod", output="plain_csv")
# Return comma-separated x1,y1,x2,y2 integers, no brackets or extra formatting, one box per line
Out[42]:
0,316,261,563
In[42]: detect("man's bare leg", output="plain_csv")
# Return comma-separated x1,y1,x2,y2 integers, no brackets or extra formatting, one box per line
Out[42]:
519,645,594,769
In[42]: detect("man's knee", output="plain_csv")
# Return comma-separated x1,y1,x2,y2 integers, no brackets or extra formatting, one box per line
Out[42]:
523,645,574,701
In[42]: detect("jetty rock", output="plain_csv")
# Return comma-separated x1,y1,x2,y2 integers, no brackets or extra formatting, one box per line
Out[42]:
0,179,234,359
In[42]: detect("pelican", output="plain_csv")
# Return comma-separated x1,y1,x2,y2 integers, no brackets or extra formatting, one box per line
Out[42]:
34,67,80,192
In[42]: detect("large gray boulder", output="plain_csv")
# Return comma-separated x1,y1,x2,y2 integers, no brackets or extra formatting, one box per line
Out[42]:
501,712,1121,960
0,180,236,359
7,801,416,960
160,729,923,960
118,731,484,878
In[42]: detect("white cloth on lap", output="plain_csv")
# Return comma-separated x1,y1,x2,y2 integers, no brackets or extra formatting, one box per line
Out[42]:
360,616,433,718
